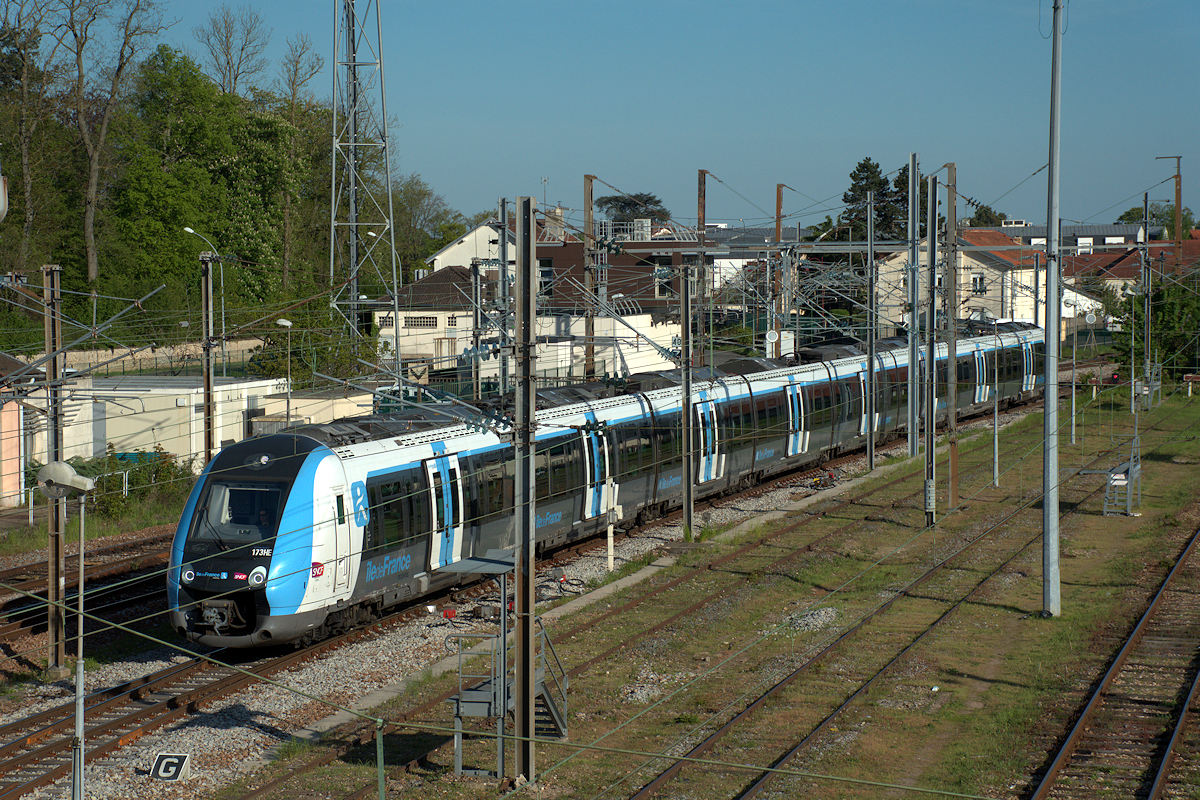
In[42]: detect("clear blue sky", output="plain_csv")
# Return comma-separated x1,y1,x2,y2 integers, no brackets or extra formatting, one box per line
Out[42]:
163,0,1197,231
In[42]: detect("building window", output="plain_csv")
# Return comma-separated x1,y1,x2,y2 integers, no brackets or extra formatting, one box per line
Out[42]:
652,256,675,299
378,314,395,329
404,315,438,329
446,316,457,327
971,273,986,294
538,258,554,296
1077,236,1093,255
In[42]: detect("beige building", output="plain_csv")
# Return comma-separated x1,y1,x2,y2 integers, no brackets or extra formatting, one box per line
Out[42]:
878,229,1103,336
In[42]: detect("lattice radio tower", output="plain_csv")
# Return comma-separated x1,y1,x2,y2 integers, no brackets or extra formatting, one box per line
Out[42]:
329,0,401,365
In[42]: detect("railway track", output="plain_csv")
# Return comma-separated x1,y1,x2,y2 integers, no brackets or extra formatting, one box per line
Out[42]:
0,533,172,649
1029,527,1200,799
622,424,1148,800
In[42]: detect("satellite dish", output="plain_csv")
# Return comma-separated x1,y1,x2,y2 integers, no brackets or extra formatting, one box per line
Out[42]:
1084,312,1096,325
765,330,779,343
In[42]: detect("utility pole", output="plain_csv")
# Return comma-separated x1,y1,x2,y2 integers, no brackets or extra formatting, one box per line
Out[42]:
1042,0,1064,619
775,184,785,359
697,169,708,367
907,153,920,457
513,196,537,781
499,198,510,396
924,177,938,528
775,183,784,244
681,261,695,540
866,192,876,471
1033,253,1040,328
43,264,66,677
584,175,596,379
471,258,482,401
200,252,216,465
945,162,959,507
1142,192,1152,387
1156,155,1183,270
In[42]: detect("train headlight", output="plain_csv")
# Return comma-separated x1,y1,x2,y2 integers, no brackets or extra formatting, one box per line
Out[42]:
248,566,267,588
181,566,195,584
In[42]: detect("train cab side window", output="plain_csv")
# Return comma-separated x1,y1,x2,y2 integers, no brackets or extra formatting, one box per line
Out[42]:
336,494,346,526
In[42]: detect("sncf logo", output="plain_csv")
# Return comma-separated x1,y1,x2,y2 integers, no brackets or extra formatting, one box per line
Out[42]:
311,562,325,578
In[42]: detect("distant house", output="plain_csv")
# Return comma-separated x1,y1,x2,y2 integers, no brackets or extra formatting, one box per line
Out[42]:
968,222,1162,254
877,229,1103,338
374,265,679,385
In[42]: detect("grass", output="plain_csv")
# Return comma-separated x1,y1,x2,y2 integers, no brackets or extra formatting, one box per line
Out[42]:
0,495,184,557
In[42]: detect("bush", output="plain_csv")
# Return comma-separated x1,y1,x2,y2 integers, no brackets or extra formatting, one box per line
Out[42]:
87,445,196,519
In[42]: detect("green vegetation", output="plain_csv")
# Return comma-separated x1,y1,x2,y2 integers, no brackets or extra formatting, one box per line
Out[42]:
0,7,479,372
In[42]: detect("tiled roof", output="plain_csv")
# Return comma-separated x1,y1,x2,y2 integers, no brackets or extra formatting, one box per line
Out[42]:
391,266,475,310
959,229,1040,267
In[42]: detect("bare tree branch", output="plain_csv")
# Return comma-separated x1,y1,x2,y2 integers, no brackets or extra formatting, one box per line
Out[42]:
193,3,269,95
53,0,165,283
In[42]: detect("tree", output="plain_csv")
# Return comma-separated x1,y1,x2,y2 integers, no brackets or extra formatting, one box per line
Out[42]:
594,192,670,224
0,2,67,271
193,4,271,95
966,204,1007,227
391,173,467,282
842,157,905,240
1116,202,1194,240
55,0,165,283
276,33,322,287
890,164,940,240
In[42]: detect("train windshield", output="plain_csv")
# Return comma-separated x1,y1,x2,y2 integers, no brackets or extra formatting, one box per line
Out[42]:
188,481,282,554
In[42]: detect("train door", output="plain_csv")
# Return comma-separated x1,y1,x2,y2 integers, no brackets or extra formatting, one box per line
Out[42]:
331,486,351,591
424,446,464,569
1021,341,1035,391
973,349,988,404
785,376,808,457
694,392,725,483
580,411,611,520
858,360,880,436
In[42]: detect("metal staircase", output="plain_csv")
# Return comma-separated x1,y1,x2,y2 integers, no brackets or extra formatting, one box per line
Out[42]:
446,616,568,777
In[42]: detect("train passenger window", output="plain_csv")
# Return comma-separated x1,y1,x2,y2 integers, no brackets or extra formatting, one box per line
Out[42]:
655,411,681,466
549,439,578,498
535,442,553,501
478,450,513,524
366,468,427,552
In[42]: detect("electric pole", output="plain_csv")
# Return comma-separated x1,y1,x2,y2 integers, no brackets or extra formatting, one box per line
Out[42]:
1156,155,1183,270
200,252,215,465
697,169,708,367
681,261,695,540
1043,0,1064,618
1143,192,1152,387
924,177,938,528
514,196,537,781
470,258,482,401
907,153,920,457
584,175,596,380
867,192,876,471
945,163,959,507
42,264,66,677
498,198,510,396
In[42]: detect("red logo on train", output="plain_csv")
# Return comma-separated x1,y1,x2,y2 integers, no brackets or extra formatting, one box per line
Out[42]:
311,562,325,578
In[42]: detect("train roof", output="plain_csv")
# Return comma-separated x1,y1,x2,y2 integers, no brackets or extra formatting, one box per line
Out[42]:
272,325,1045,450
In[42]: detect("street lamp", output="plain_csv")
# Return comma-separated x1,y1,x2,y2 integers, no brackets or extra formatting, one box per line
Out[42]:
37,462,95,800
183,227,227,377
276,318,292,423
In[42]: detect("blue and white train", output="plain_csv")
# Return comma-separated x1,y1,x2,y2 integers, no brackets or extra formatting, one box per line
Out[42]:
168,324,1045,647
